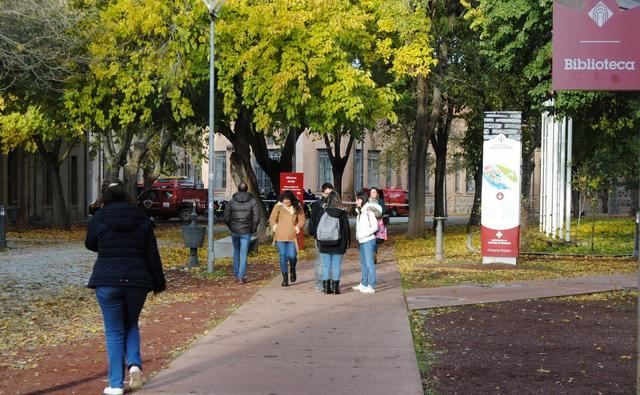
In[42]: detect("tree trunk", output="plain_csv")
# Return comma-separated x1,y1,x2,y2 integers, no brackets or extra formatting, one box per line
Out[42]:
431,102,452,229
324,132,355,196
407,75,430,239
466,164,482,232
227,109,270,242
35,138,71,230
249,127,303,193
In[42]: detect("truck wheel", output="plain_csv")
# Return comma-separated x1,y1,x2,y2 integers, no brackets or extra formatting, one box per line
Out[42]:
178,208,192,222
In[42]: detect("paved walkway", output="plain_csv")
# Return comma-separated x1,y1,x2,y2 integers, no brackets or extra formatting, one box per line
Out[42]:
405,274,637,310
140,245,423,395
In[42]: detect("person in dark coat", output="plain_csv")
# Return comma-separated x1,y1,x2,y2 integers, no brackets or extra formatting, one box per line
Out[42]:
307,182,334,291
223,182,260,283
316,191,351,294
85,178,166,395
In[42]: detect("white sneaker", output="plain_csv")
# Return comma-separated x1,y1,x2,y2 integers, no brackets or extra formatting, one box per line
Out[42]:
360,285,376,294
103,387,124,395
129,365,143,390
352,283,364,291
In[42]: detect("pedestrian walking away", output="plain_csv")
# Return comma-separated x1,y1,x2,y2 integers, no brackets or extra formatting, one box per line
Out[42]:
353,191,380,294
269,190,306,287
316,191,350,294
307,182,334,291
85,178,166,395
223,182,260,284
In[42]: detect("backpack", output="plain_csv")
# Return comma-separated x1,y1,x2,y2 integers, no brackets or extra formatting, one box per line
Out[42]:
375,218,387,243
316,211,341,246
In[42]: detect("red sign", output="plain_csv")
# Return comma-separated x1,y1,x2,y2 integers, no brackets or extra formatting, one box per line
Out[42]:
481,226,520,257
553,0,640,91
279,172,305,249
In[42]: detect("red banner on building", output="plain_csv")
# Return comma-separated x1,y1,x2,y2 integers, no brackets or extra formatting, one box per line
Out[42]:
279,172,305,249
553,0,640,90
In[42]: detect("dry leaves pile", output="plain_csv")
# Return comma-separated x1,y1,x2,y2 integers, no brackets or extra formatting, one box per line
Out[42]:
1,225,312,370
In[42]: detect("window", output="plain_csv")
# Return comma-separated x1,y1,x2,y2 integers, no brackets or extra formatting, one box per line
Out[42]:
70,156,78,205
425,154,431,193
213,151,226,189
317,149,333,190
254,150,280,193
354,149,363,193
367,150,380,187
466,170,475,193
385,157,392,187
454,159,461,193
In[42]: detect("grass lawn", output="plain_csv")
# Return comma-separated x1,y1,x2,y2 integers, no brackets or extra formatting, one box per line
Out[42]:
394,217,637,289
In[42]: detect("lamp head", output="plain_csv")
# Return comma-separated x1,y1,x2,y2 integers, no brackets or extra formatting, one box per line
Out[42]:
202,0,225,17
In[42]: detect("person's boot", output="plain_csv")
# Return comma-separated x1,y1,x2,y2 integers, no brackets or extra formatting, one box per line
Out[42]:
281,272,289,287
322,280,332,294
331,280,340,294
290,261,297,283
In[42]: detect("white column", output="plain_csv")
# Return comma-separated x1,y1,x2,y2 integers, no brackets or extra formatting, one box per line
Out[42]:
565,117,573,242
558,117,567,239
540,113,547,233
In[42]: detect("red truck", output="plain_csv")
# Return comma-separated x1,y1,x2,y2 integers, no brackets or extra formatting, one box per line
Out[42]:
363,187,409,217
138,177,208,222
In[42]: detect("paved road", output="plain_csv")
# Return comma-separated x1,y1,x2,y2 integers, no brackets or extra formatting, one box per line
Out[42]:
0,241,95,301
140,245,423,395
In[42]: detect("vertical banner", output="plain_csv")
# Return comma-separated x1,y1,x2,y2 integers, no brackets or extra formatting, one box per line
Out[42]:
481,112,522,265
280,172,305,249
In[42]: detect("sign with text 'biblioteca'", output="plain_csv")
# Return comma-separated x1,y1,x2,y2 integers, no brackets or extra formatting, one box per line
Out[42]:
481,112,522,265
553,0,640,90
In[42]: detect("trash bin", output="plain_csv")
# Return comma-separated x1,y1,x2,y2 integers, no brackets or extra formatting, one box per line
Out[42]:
181,210,206,268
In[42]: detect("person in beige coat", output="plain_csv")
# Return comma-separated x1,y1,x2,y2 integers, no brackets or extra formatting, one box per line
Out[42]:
269,190,306,286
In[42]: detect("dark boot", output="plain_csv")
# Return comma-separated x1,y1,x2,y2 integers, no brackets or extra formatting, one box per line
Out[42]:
281,272,289,287
289,261,297,283
331,280,340,294
323,280,332,294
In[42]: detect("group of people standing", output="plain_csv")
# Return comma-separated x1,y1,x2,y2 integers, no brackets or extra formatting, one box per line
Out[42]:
85,178,386,394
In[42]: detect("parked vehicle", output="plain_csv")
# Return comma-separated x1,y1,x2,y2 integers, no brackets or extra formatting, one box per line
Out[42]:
363,187,409,217
138,177,208,222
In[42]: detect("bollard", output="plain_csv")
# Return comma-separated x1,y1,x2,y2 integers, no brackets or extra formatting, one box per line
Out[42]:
0,205,6,249
634,211,640,260
434,217,447,262
181,205,206,268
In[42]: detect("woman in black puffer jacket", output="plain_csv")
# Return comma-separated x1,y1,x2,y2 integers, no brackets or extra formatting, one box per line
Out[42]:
85,179,166,395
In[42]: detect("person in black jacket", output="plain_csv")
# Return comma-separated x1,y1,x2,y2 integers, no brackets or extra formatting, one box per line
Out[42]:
223,182,260,284
85,179,166,395
316,191,351,294
308,182,334,291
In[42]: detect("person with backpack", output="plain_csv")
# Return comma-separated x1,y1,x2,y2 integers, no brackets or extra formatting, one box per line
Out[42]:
269,190,306,286
308,182,334,292
316,191,350,294
368,187,386,264
353,191,381,294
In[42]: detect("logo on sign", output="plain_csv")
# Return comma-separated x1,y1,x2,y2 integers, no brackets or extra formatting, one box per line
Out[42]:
588,1,613,27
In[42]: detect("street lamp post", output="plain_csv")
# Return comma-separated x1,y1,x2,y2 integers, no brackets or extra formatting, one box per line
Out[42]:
202,0,225,273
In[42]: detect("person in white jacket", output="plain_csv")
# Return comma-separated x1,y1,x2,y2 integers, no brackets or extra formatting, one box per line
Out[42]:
353,191,380,294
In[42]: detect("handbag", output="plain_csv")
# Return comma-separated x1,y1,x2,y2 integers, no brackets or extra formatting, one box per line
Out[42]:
375,218,387,241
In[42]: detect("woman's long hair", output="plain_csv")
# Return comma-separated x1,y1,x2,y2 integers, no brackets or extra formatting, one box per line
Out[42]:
324,191,342,209
100,178,131,206
278,189,301,212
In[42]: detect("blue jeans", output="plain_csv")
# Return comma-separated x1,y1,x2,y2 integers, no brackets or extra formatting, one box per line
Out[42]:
95,286,148,389
314,244,322,289
276,241,297,273
320,253,343,281
232,233,252,279
359,239,377,288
